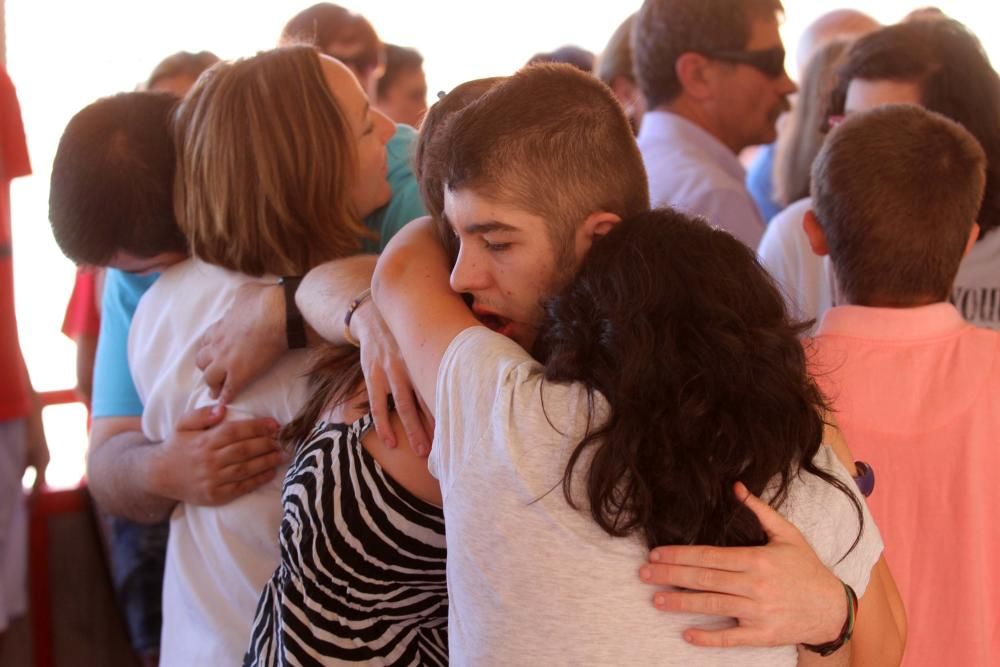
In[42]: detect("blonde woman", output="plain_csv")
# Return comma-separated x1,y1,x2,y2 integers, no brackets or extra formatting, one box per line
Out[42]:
240,78,513,667
126,46,398,664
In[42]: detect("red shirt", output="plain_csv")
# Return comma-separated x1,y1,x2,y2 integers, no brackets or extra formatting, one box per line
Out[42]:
0,65,33,422
61,266,102,340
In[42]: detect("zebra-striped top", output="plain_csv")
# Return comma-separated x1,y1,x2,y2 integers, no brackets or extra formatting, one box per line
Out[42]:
244,414,448,666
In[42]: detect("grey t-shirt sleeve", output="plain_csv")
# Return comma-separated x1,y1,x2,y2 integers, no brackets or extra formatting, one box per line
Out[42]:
780,445,884,597
430,326,539,496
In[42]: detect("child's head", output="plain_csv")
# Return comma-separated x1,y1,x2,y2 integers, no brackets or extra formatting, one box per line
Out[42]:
49,91,187,271
809,104,985,307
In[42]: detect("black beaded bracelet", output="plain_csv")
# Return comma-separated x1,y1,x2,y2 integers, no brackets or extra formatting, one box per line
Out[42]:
801,582,858,656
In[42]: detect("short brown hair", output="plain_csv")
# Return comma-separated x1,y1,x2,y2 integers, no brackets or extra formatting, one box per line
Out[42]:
633,0,783,108
811,105,985,306
173,47,371,277
281,3,383,77
432,64,649,267
49,92,185,266
415,78,506,218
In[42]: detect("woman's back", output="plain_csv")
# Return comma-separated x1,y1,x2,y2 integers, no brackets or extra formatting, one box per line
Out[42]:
431,326,881,666
130,258,311,664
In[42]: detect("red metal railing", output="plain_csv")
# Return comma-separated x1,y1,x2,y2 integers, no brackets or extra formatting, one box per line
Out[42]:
29,388,87,667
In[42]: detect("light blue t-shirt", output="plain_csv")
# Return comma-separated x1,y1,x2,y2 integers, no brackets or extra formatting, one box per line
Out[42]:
745,143,781,224
90,124,427,419
91,270,158,418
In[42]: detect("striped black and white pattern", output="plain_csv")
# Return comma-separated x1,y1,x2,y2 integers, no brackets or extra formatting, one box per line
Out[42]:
245,414,448,666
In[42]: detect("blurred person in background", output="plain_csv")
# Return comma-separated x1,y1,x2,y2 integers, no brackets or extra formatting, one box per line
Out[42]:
527,44,595,72
633,0,796,248
375,43,428,128
759,19,1000,332
145,50,220,96
55,50,219,666
771,39,852,209
280,2,385,100
745,9,879,222
0,63,48,654
595,13,644,134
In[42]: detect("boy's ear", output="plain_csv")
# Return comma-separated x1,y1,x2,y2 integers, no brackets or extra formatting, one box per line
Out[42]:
583,211,621,239
963,222,981,258
803,210,829,257
574,212,622,261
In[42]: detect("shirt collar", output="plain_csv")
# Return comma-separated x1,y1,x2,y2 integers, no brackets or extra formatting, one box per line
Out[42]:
637,111,746,183
815,302,970,341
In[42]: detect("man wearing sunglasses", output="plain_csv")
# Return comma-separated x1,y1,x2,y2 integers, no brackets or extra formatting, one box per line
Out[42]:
634,0,796,248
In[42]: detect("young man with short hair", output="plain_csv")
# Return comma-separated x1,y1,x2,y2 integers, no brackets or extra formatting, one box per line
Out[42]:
296,64,897,661
804,104,999,666
375,44,428,129
633,0,796,247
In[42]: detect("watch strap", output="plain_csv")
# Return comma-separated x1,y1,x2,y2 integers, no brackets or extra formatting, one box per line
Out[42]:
278,276,307,349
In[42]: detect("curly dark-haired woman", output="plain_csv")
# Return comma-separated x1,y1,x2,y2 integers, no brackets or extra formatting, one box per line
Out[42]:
373,207,900,665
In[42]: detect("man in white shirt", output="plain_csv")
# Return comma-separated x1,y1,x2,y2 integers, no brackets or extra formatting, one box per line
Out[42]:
633,0,796,248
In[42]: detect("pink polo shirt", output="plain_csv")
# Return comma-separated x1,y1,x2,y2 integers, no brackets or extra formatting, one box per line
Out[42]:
808,303,999,666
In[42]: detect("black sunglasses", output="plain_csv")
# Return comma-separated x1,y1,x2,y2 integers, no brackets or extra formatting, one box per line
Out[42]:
703,47,787,79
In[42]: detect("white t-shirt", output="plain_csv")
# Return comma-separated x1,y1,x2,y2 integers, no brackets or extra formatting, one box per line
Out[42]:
758,196,1000,331
129,258,310,666
431,327,882,667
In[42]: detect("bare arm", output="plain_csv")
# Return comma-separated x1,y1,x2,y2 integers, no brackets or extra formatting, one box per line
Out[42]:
195,254,379,403
822,421,908,665
88,416,177,522
302,253,433,454
195,255,431,454
297,254,378,344
371,216,480,416
848,557,905,666
87,407,283,523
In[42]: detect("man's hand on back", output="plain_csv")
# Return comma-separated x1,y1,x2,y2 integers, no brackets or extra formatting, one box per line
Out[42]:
639,482,846,648
148,404,285,506
196,282,286,405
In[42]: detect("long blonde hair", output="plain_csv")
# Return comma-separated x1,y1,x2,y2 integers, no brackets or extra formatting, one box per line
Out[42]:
773,39,852,207
173,46,374,277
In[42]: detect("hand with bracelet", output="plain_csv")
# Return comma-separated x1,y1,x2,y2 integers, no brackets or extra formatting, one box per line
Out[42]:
195,280,292,405
639,482,905,664
342,286,433,456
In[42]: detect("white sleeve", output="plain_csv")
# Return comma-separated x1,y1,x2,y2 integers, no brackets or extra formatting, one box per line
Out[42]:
782,446,883,597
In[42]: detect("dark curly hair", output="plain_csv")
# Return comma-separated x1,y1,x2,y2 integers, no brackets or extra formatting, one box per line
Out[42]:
828,19,1000,236
540,208,863,551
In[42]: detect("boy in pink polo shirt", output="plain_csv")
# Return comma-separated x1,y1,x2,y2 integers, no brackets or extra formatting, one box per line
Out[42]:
802,104,999,666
